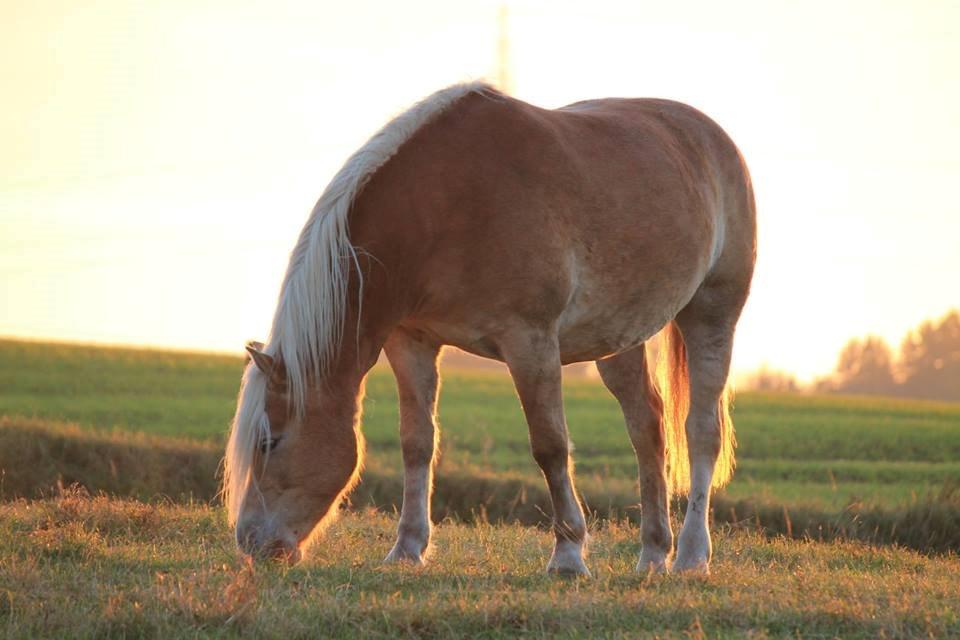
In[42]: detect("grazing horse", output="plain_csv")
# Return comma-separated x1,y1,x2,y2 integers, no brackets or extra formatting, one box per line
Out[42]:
224,82,756,575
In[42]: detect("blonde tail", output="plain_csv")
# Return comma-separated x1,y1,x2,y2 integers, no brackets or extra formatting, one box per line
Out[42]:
655,321,737,496
714,383,737,490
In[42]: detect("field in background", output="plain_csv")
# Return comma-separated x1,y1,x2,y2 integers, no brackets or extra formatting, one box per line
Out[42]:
2,339,960,637
2,339,959,516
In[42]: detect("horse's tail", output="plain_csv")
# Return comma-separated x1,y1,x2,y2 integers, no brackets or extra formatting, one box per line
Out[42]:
655,321,736,496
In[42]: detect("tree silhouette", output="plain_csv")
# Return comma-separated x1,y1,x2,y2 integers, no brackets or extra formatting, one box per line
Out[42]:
899,310,960,401
817,310,960,401
830,335,897,395
741,366,799,392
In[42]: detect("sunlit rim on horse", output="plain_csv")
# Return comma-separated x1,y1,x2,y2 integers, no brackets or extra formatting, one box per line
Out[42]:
222,81,756,575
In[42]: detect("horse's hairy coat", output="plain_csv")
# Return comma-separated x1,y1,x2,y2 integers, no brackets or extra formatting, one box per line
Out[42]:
223,81,755,574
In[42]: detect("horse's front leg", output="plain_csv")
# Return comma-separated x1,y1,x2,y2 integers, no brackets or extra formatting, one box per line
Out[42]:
382,329,442,565
501,328,590,577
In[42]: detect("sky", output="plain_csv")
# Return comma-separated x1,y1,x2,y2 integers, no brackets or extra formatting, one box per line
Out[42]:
1,0,958,383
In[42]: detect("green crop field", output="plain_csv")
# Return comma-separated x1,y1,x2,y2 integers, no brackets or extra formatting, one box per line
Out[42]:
2,339,959,637
2,339,958,515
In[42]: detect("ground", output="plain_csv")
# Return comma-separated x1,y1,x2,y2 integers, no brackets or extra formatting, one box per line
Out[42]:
2,494,959,638
1,340,959,637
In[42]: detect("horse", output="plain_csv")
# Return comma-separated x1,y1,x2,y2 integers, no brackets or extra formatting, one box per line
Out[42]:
223,81,756,576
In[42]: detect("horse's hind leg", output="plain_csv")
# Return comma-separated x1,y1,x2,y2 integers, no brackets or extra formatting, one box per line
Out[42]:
501,329,590,577
596,345,672,573
383,329,442,564
672,297,740,573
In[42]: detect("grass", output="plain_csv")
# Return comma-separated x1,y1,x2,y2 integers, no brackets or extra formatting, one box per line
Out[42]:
0,340,241,439
0,416,221,503
2,492,959,638
3,338,959,513
3,339,960,636
5,414,959,554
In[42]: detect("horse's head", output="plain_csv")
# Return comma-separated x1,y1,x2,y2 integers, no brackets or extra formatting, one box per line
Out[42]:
223,342,364,564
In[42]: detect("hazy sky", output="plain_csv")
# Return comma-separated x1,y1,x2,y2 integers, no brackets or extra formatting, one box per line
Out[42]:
2,0,958,382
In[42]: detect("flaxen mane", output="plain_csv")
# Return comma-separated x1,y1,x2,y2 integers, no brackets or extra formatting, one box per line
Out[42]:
222,81,491,523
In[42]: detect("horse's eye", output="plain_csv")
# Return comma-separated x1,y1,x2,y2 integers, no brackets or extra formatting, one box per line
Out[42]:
259,437,280,454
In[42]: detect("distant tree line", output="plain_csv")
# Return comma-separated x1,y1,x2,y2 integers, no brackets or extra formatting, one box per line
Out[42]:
739,365,800,393
744,309,960,402
818,309,960,401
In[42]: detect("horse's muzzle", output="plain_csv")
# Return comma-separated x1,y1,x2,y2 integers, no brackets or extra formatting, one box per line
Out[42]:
236,521,302,565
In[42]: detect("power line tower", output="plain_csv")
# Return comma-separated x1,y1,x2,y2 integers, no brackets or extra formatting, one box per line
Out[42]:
496,4,513,95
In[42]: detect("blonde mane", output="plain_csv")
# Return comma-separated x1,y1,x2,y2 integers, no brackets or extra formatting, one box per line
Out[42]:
223,81,491,523
269,80,491,412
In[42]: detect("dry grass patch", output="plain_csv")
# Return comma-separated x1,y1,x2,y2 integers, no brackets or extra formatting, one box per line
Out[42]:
1,494,959,638
0,416,222,501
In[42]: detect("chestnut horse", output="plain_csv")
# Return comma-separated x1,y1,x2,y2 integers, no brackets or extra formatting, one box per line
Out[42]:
224,82,755,575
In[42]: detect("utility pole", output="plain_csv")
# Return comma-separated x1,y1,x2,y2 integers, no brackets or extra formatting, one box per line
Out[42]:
496,4,513,95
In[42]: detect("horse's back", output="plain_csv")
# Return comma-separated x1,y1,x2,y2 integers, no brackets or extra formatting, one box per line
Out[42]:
351,89,755,362
443,92,753,277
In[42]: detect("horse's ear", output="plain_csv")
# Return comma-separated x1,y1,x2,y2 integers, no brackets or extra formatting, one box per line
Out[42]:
245,342,273,373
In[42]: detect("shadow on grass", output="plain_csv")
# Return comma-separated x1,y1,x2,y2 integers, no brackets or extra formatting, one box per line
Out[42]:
2,415,959,554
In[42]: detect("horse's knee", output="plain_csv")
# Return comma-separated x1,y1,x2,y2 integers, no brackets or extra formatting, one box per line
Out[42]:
400,418,436,462
401,440,435,467
531,439,569,476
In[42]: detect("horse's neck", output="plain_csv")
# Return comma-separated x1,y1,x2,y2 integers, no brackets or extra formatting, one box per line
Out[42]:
333,303,387,377
332,243,408,378
310,370,366,420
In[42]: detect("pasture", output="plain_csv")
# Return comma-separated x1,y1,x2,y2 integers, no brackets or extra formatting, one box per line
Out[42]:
4,493,959,638
2,339,959,637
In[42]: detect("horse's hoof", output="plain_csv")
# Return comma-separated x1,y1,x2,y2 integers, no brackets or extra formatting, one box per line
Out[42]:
546,553,591,577
383,543,426,566
672,554,710,575
635,557,668,575
674,526,711,574
547,563,591,578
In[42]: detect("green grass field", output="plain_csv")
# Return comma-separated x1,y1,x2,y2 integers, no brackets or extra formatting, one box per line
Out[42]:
3,339,958,513
2,339,959,637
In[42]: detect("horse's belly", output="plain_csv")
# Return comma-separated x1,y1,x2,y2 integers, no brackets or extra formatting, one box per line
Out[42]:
555,262,699,363
410,243,709,365
412,289,685,365
556,299,672,363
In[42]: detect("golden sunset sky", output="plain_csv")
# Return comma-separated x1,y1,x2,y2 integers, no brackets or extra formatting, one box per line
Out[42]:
2,0,958,382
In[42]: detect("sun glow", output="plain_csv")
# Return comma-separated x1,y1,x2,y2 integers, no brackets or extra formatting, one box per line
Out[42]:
2,0,958,383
